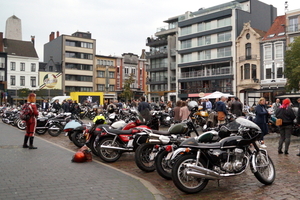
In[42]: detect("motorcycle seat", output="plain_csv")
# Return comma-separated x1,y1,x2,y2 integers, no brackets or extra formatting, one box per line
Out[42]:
105,128,133,135
152,130,170,135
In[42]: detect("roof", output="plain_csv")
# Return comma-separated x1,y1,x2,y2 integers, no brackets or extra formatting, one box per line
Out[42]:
252,28,267,37
262,15,286,42
3,39,38,58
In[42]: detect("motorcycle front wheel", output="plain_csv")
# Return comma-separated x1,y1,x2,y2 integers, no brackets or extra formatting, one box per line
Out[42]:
71,130,86,148
48,124,63,137
135,143,156,172
253,150,276,185
172,154,208,194
17,119,26,130
155,150,173,180
97,137,122,162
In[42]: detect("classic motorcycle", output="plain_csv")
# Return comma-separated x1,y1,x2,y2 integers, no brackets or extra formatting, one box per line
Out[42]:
171,117,276,194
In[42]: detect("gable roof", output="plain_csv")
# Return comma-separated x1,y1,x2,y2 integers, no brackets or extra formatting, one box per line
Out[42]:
262,15,286,42
3,39,38,58
252,28,267,37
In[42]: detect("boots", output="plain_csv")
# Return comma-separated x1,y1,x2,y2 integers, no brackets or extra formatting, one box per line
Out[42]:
29,137,37,149
23,136,29,148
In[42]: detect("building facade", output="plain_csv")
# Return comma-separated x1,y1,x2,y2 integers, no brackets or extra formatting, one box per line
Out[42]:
236,22,266,105
286,9,300,45
260,15,286,102
95,55,117,101
0,32,8,105
44,31,96,95
176,0,276,100
146,16,178,102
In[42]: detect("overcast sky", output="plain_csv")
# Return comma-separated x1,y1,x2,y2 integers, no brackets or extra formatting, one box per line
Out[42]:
0,0,298,61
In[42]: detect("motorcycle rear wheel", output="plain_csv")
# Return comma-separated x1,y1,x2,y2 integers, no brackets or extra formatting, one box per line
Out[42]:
97,137,122,162
155,150,173,180
48,124,63,137
253,150,276,185
71,130,86,148
35,129,47,135
172,154,208,194
135,143,156,172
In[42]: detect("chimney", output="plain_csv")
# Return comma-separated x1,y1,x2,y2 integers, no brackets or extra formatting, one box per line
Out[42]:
49,32,55,42
56,31,60,38
31,35,35,46
0,32,3,52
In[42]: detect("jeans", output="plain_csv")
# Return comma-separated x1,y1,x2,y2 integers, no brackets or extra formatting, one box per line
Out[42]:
278,125,293,152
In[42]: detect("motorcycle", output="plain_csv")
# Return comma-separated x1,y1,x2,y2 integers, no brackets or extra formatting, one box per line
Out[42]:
35,113,70,136
171,117,276,194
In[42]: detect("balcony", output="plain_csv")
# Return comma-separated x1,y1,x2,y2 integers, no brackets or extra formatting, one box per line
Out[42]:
170,49,176,56
155,25,177,36
179,87,232,94
286,24,300,34
146,64,168,72
170,77,176,82
180,67,232,79
170,62,176,70
96,64,115,69
239,55,257,62
147,76,167,84
146,37,168,47
146,50,168,59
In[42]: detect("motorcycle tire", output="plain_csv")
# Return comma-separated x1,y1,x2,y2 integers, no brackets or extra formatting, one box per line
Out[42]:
172,154,208,194
17,119,26,130
155,150,173,180
48,124,63,137
134,143,156,172
97,137,122,162
253,150,276,185
87,135,99,156
35,129,47,135
71,130,86,148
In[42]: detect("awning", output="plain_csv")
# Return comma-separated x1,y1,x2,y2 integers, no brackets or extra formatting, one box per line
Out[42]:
188,93,211,98
275,94,300,98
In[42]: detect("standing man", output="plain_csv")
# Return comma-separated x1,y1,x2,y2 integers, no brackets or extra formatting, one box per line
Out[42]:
215,96,228,125
138,96,152,121
42,99,49,111
272,99,281,113
205,99,212,110
230,97,243,117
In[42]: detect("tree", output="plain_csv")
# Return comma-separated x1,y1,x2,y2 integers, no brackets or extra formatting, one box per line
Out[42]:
285,37,300,92
120,73,135,102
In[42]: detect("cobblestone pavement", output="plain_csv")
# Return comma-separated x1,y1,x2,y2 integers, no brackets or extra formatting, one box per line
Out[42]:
2,121,300,200
0,121,157,200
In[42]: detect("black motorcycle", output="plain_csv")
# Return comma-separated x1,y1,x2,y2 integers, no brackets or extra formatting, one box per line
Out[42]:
171,117,276,194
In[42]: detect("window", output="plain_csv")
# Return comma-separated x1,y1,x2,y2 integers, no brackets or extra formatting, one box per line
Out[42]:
125,67,129,74
31,76,36,87
109,71,115,78
246,43,251,59
97,84,105,91
217,47,231,58
264,44,272,60
20,76,25,86
275,43,283,59
81,42,93,48
198,23,204,32
205,35,211,45
108,85,115,92
11,75,15,85
10,62,16,70
49,65,53,71
182,54,192,63
276,63,284,78
240,66,243,80
218,32,231,43
251,64,257,79
0,57,4,68
65,52,76,58
31,63,36,72
65,75,92,82
218,17,231,27
97,71,105,78
20,63,25,71
244,64,250,79
198,37,203,46
181,39,192,49
131,68,136,75
265,63,272,79
199,50,211,60
66,40,76,46
289,17,298,32
181,26,192,35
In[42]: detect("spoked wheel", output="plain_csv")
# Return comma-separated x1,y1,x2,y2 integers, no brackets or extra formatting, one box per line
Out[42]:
155,150,173,180
253,150,276,185
35,129,47,135
71,130,86,148
48,124,63,137
17,119,26,130
97,137,122,162
172,154,208,194
134,143,156,172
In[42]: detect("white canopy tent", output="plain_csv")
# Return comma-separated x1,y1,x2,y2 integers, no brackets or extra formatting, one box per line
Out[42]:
200,91,233,99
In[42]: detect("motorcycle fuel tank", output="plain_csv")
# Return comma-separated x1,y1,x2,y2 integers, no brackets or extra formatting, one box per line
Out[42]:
219,136,243,149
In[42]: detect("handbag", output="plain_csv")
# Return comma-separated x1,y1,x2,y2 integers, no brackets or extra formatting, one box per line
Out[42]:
276,118,282,126
217,111,225,121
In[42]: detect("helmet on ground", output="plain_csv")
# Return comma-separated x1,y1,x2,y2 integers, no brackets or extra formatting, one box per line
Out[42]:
93,115,106,124
72,151,86,162
188,101,199,111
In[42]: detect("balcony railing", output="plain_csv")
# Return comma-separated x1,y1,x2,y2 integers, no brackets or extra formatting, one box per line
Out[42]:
146,64,168,70
179,87,232,94
156,25,176,33
239,55,257,62
180,67,232,79
149,76,168,82
287,24,300,33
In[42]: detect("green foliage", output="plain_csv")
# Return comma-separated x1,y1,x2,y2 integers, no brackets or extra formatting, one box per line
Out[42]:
120,73,135,101
285,37,300,91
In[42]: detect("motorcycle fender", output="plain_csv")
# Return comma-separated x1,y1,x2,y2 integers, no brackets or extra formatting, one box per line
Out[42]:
170,148,187,160
250,154,257,173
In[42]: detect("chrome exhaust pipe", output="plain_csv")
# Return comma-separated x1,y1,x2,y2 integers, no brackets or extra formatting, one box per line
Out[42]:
100,145,126,151
186,171,219,180
35,127,48,129
148,139,162,144
185,164,221,178
49,127,60,130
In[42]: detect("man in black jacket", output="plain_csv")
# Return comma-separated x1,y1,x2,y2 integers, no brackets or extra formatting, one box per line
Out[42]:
230,97,243,117
138,96,151,121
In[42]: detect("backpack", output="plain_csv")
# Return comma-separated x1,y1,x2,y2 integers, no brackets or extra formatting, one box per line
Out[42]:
20,103,33,121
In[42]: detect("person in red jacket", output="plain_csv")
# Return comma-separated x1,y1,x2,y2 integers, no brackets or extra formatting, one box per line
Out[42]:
23,93,39,149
